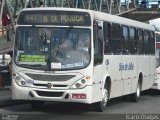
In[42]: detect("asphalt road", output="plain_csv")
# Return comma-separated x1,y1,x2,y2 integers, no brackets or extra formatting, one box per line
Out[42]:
0,89,160,120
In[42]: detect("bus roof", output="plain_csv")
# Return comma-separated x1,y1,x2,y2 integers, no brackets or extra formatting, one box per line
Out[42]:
91,11,155,31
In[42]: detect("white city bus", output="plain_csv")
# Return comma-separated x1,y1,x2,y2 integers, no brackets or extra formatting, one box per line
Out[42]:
12,7,156,112
152,31,160,89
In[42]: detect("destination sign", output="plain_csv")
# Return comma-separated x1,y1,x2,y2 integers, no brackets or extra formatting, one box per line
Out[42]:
17,11,91,26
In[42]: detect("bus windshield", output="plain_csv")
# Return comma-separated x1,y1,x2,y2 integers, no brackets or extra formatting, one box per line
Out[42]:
14,27,91,70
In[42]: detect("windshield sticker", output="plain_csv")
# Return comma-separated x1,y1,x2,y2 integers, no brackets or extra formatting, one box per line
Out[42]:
51,63,62,69
62,62,84,69
19,55,45,62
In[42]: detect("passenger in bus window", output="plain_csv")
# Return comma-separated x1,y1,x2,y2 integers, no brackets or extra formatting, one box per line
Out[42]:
59,34,90,64
60,38,73,52
25,36,38,54
76,34,90,61
77,34,90,53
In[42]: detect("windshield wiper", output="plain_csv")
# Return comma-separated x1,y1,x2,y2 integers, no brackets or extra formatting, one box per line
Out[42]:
20,64,48,69
55,41,60,57
31,64,44,67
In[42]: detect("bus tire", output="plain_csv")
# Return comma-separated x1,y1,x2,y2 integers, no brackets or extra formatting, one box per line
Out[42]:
94,82,109,112
130,80,141,102
30,101,44,109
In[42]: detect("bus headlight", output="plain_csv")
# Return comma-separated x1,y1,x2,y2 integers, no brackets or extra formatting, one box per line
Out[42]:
13,73,29,87
70,79,86,89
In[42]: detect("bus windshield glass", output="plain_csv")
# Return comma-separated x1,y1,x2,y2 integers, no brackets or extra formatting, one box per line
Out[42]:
14,27,91,70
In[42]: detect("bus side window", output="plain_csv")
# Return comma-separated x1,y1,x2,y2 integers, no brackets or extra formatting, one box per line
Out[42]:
150,32,155,55
129,27,136,54
111,23,121,54
103,22,111,54
144,30,150,54
93,21,103,66
122,26,129,54
156,32,160,42
137,29,144,54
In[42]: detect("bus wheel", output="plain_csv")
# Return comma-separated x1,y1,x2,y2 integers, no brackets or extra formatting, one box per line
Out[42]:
94,83,109,112
30,101,44,109
130,81,141,102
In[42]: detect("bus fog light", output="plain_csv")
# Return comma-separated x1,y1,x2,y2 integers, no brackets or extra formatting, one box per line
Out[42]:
75,83,82,88
15,76,21,81
16,79,29,87
21,81,27,86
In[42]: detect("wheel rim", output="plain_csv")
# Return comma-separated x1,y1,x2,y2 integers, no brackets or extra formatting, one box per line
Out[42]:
102,88,108,107
136,83,140,97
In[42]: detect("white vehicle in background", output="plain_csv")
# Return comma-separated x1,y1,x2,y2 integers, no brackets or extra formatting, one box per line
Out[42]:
140,0,160,8
152,31,160,89
0,54,11,66
147,0,160,8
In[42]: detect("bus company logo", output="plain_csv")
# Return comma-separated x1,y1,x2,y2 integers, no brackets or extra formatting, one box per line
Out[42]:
2,114,18,120
47,83,52,89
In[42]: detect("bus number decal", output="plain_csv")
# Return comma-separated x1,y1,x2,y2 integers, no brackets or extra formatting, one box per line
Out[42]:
119,62,134,71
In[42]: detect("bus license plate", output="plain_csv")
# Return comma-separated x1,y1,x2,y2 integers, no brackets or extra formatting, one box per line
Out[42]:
72,94,86,99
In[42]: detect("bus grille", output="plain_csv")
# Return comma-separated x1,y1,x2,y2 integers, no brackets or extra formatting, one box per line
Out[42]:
25,73,75,81
36,91,64,97
33,83,68,88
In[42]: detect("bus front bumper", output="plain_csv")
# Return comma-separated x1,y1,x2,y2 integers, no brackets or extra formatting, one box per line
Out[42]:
12,82,92,104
